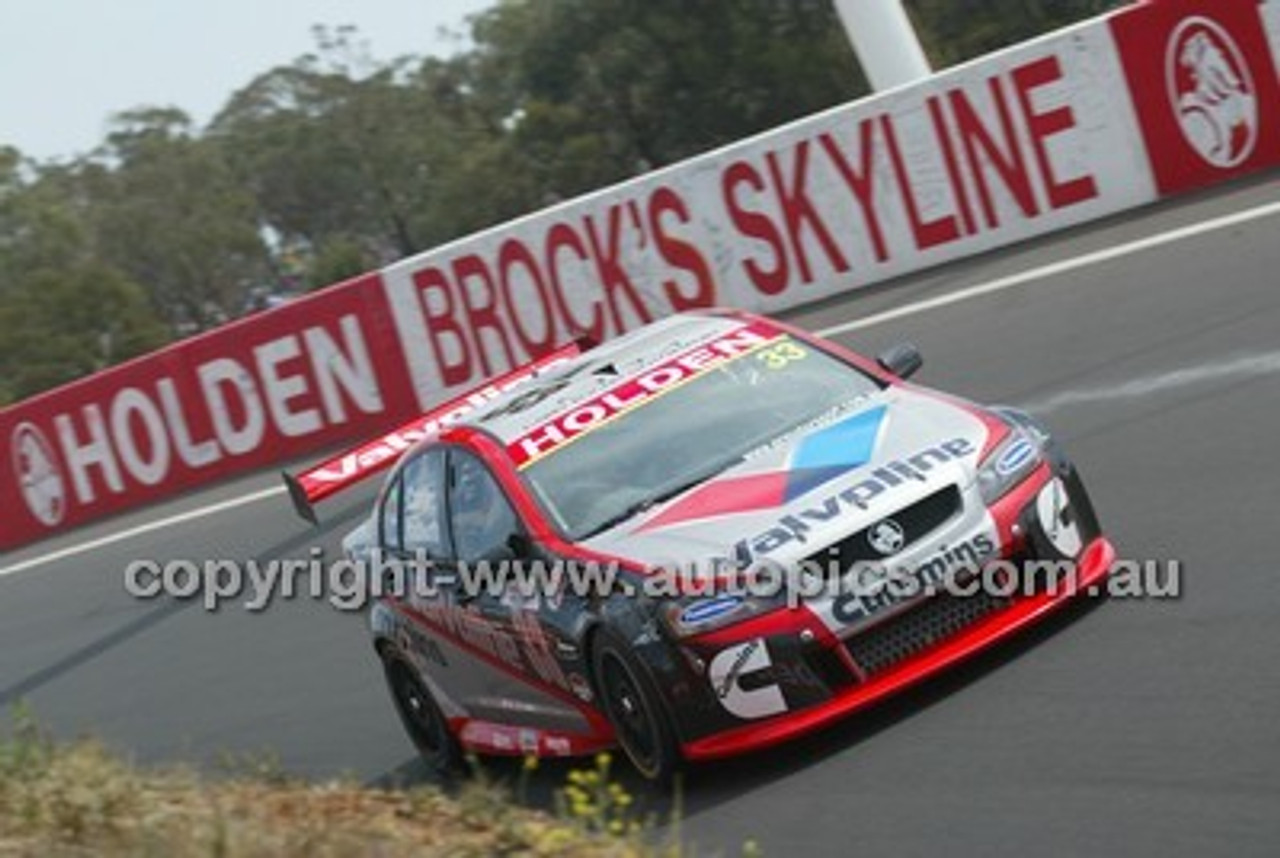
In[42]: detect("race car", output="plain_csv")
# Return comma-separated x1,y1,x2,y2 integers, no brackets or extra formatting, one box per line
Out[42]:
285,309,1114,782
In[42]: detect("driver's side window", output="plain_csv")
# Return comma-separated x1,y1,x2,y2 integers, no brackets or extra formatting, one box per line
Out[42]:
378,473,403,555
447,452,520,564
401,449,448,560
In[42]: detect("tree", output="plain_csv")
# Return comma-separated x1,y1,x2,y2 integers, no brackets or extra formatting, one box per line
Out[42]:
0,147,171,404
0,263,167,404
905,0,1125,67
209,27,501,280
0,150,87,288
0,3,1124,404
464,0,868,203
90,108,271,329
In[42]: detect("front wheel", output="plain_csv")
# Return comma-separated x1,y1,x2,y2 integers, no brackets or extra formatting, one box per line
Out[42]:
382,656,464,777
591,630,683,785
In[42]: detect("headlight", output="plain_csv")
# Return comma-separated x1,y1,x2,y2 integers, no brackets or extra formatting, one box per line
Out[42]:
977,424,1045,504
661,593,776,638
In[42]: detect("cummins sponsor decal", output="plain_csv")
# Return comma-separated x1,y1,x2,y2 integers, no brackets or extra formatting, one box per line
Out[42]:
1037,477,1083,557
832,532,996,625
708,638,787,720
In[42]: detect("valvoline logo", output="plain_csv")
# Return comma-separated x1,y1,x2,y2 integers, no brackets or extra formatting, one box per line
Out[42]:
638,406,887,531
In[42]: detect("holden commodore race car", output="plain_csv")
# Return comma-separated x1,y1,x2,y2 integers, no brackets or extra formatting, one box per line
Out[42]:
285,309,1114,782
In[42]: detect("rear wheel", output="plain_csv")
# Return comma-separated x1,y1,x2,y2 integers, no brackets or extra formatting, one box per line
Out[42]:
592,630,682,784
383,656,464,777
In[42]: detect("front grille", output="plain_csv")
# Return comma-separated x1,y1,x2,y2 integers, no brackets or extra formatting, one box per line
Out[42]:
804,484,962,577
844,588,1009,676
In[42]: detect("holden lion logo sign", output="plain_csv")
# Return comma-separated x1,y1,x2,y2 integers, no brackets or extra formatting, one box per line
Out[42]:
1166,16,1258,169
12,422,66,527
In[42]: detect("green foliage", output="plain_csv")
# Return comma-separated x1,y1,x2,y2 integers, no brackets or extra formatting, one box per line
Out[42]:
1,2,1101,405
558,752,642,837
0,151,170,404
94,108,272,330
0,262,167,404
0,154,88,282
904,0,1124,67
469,0,866,199
0,709,678,856
307,235,379,290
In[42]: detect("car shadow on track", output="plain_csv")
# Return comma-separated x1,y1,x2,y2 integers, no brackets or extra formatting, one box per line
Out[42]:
369,593,1111,823
0,501,370,709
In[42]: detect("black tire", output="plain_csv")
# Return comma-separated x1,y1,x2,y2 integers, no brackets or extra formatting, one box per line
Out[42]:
382,656,465,777
591,630,683,785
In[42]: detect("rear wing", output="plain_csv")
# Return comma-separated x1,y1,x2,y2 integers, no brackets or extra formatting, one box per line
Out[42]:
282,341,587,524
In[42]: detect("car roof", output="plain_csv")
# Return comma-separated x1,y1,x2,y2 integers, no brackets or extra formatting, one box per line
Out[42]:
464,310,751,448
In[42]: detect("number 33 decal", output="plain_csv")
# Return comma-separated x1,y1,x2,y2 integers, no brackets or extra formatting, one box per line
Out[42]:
756,340,808,370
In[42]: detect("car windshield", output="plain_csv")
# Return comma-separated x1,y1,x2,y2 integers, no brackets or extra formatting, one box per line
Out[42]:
522,337,883,539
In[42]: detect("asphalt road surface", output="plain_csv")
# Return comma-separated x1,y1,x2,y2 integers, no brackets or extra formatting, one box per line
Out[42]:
3,176,1279,856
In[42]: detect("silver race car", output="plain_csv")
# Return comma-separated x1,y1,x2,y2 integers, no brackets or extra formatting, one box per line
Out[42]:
287,309,1114,782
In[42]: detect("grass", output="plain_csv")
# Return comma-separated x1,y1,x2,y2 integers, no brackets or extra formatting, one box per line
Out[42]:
0,707,759,857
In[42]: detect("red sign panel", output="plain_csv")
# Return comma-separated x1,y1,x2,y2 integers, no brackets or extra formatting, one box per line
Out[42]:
0,274,415,550
1111,0,1280,194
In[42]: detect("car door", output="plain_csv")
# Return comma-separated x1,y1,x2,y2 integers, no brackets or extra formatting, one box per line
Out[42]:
379,448,468,704
438,449,590,740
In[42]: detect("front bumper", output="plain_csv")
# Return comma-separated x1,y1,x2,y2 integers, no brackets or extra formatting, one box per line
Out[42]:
678,459,1113,761
682,534,1114,760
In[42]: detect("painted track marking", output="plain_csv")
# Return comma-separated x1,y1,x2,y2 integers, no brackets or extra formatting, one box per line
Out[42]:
0,486,284,578
816,199,1280,337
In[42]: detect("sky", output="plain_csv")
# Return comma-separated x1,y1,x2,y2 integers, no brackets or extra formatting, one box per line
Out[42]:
0,0,496,161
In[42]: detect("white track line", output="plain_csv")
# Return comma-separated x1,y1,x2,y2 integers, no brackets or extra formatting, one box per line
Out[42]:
816,198,1280,338
5,195,1280,578
0,486,284,578
1018,350,1280,414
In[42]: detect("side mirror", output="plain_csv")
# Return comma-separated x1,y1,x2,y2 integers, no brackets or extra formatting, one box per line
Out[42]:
877,342,923,380
506,532,536,560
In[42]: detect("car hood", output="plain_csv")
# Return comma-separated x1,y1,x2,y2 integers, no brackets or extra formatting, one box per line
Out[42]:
582,387,995,573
